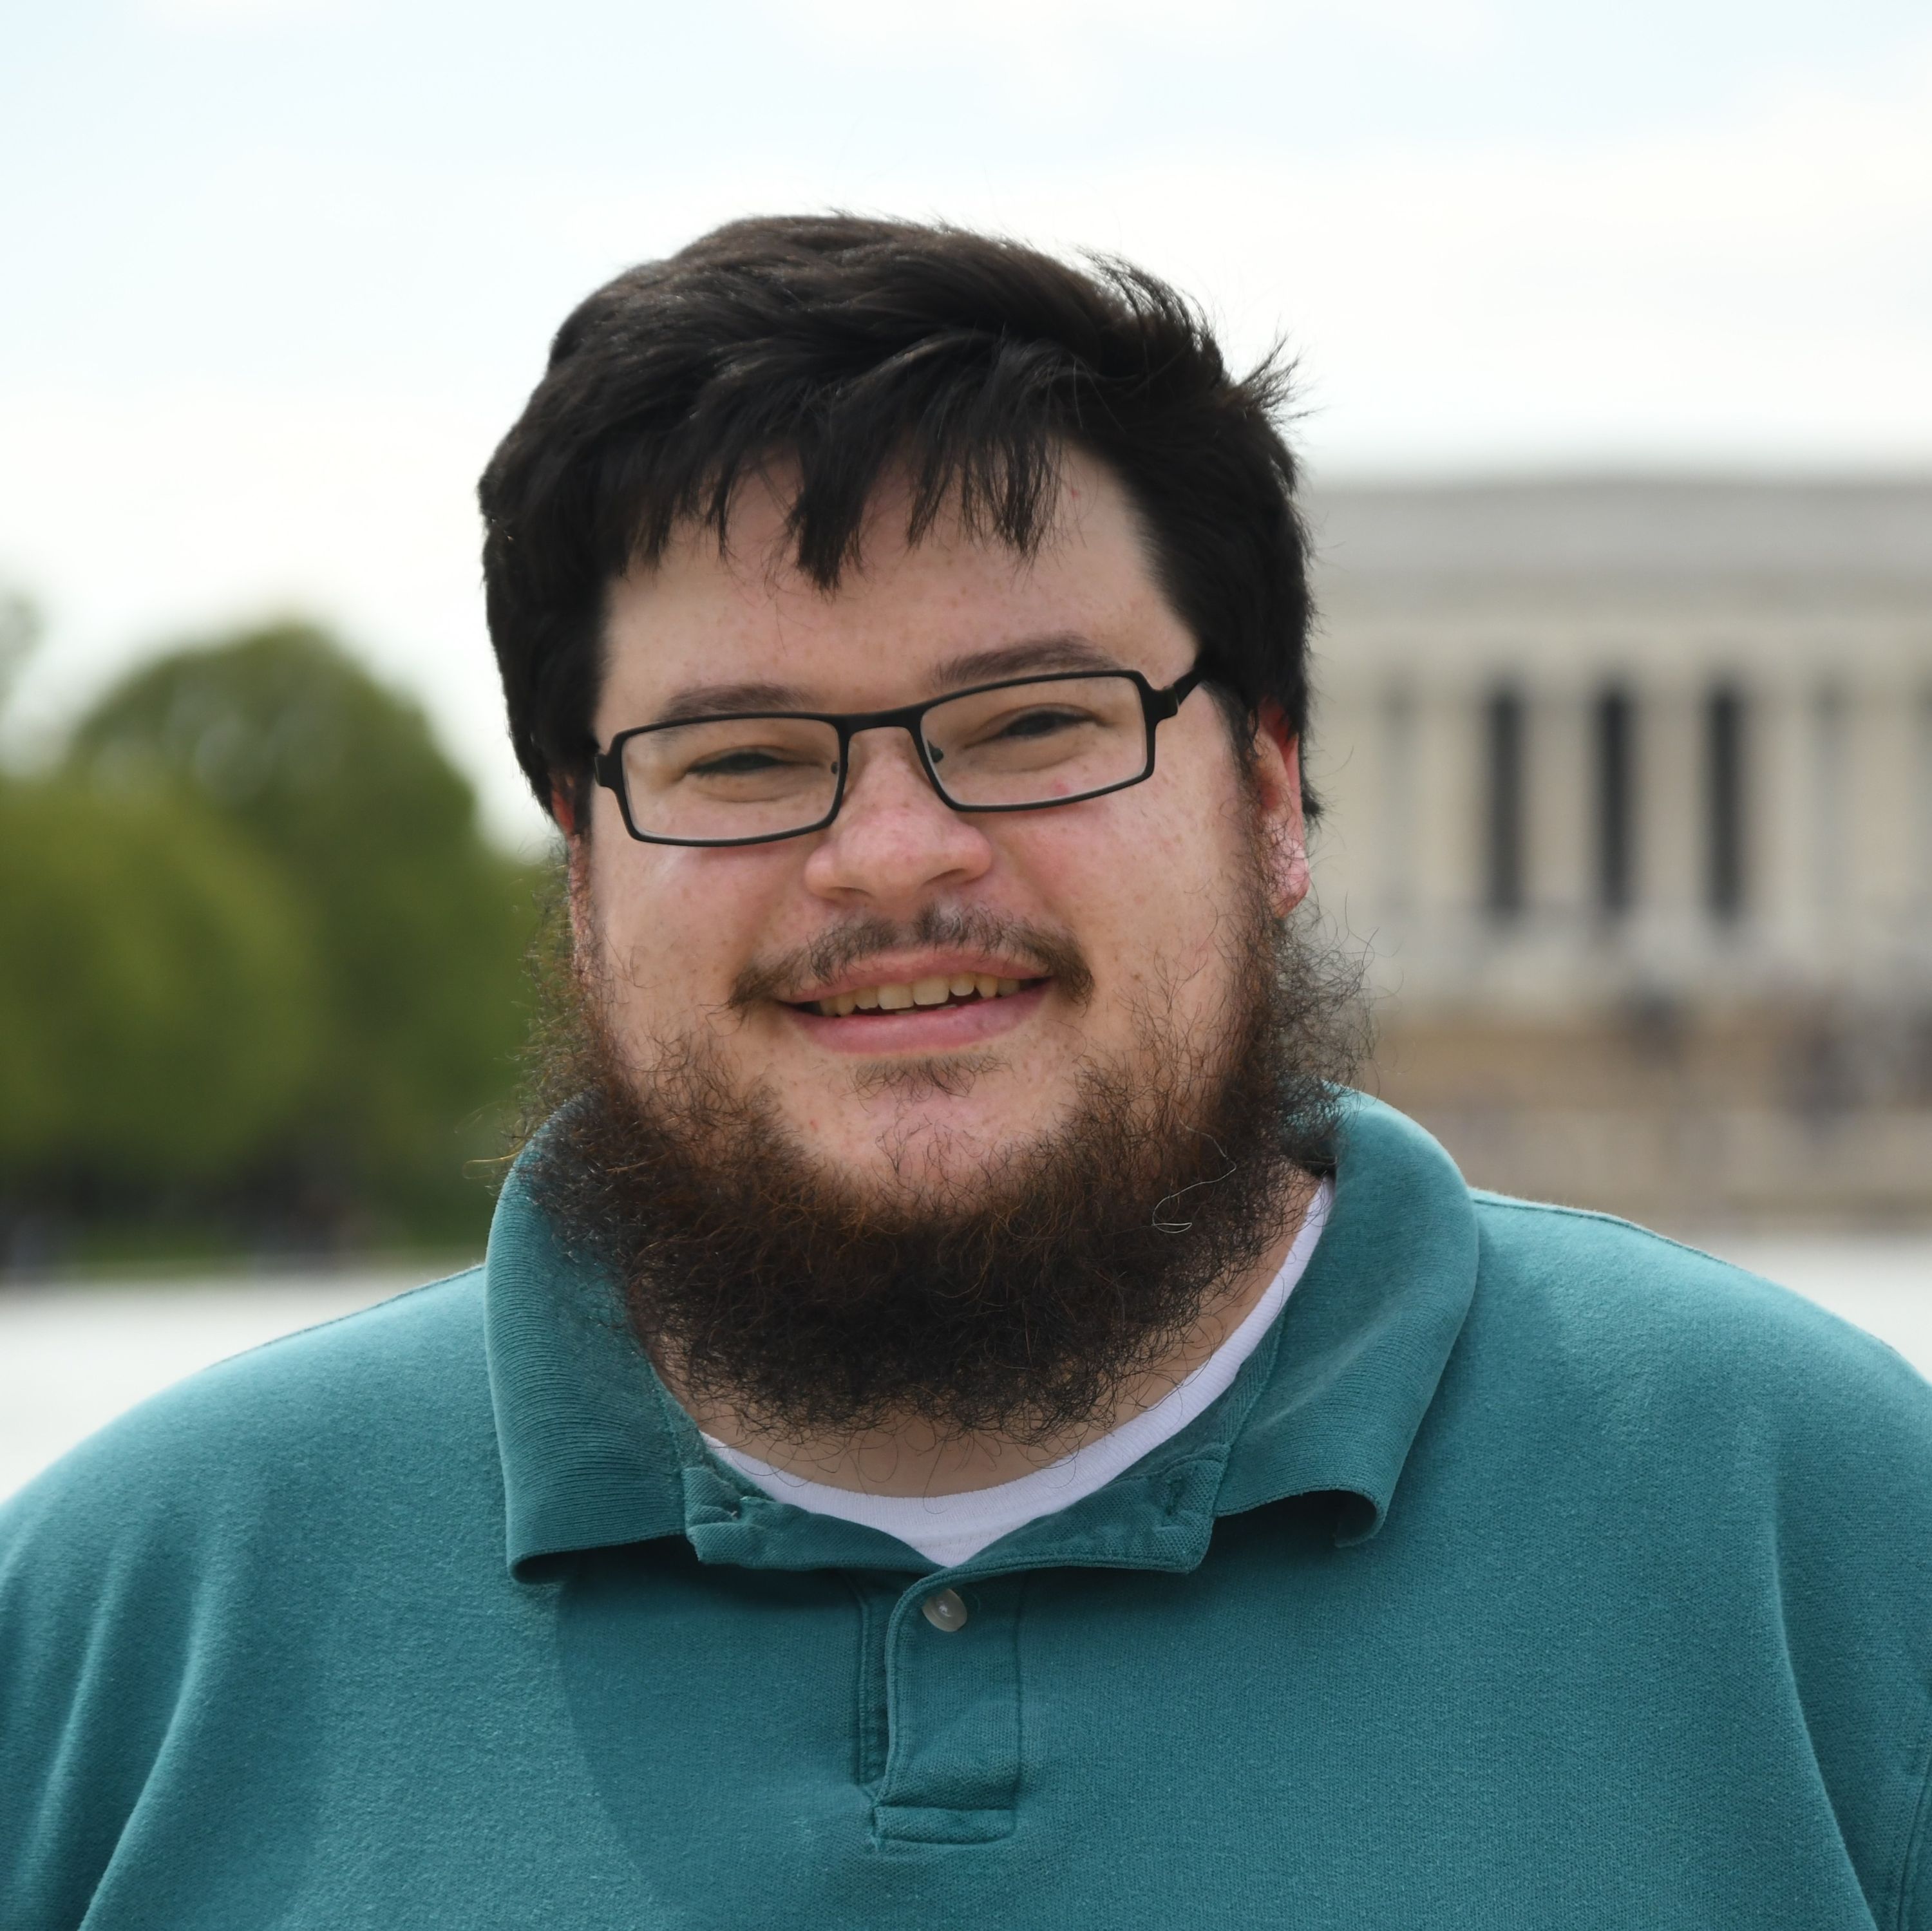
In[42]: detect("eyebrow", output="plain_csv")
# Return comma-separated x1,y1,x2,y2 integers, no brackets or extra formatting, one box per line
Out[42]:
929,634,1121,686
650,681,805,726
643,634,1124,726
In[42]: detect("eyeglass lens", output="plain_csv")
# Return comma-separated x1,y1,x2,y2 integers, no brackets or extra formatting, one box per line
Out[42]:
618,674,1151,843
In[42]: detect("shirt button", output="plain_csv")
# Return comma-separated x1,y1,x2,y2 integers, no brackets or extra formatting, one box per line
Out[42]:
920,1587,969,1632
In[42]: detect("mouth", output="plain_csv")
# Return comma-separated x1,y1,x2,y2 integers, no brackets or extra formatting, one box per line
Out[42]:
780,968,1051,1055
795,972,1034,1018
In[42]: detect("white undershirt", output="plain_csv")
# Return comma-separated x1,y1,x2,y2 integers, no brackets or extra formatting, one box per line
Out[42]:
704,1179,1332,1568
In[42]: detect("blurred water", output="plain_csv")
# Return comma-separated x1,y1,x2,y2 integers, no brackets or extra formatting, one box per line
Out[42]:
3,1238,1931,1503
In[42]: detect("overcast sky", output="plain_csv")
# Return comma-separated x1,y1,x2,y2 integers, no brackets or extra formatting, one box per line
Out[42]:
4,0,1928,842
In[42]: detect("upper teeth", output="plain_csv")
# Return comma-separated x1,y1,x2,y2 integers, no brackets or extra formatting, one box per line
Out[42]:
815,974,1025,1017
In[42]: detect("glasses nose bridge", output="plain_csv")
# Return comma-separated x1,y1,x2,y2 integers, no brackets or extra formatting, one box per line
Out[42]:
834,706,948,807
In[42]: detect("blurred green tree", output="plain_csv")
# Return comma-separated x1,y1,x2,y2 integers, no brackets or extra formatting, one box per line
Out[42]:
55,621,545,1250
0,776,319,1188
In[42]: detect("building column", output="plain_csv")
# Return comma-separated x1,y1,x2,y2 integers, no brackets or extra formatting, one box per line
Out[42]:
1848,681,1918,934
1636,680,1701,952
1528,681,1590,927
1754,677,1812,972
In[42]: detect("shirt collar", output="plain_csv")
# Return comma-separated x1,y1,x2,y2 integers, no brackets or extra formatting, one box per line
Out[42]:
486,1093,1477,1581
1213,1095,1478,1542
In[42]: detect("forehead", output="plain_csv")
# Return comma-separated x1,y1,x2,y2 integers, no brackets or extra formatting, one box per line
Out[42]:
598,451,1189,721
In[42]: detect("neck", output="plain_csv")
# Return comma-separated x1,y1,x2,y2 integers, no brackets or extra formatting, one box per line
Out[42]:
673,1169,1318,1497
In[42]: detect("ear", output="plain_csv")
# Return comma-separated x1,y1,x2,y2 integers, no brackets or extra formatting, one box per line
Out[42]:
1251,701,1311,917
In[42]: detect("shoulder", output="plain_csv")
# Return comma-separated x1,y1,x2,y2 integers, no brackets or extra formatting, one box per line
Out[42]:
1465,1187,1914,1380
1461,1191,1932,1485
0,1267,495,1581
0,1272,498,1925
1454,1194,1932,1919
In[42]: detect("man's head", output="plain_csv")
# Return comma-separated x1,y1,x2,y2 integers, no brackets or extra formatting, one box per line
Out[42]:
481,216,1360,1450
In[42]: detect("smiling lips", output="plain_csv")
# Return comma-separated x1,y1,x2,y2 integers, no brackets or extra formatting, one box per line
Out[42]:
808,974,1031,1017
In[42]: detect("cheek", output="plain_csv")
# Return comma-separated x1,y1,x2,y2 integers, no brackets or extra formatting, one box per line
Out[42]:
587,845,767,1013
1016,781,1243,996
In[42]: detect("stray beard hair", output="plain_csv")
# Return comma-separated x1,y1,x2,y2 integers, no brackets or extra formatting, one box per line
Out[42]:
515,868,1366,1454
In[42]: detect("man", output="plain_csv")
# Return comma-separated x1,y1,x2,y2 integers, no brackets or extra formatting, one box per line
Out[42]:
4,218,1930,1930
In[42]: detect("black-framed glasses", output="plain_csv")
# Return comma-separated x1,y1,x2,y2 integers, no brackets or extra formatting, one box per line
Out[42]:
592,663,1209,847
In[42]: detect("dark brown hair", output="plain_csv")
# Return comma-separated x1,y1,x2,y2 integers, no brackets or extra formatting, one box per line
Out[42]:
478,214,1316,824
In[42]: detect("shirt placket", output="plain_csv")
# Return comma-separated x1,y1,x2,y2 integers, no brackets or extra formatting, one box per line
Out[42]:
867,1572,1023,1845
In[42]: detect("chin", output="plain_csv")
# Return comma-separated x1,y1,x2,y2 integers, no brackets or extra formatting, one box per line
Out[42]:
778,1039,1004,1110
806,1082,1059,1187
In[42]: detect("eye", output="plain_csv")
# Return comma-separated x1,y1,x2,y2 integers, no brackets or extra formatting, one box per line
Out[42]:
686,748,796,778
985,705,1092,742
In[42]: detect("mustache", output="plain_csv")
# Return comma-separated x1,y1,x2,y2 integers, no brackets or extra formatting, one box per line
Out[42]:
728,903,1096,1011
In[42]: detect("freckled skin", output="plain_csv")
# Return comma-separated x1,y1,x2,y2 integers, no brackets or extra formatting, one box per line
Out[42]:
580,453,1311,1201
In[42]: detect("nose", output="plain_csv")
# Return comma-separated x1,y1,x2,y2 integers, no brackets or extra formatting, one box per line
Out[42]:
800,724,994,907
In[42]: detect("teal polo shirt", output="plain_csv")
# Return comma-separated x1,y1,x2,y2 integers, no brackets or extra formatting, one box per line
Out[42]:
6,1096,1932,1928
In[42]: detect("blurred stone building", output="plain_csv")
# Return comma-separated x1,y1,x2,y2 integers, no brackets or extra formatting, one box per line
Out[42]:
1305,478,1932,1230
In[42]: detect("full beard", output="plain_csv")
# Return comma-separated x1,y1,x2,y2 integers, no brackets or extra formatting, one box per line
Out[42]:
516,867,1366,1455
